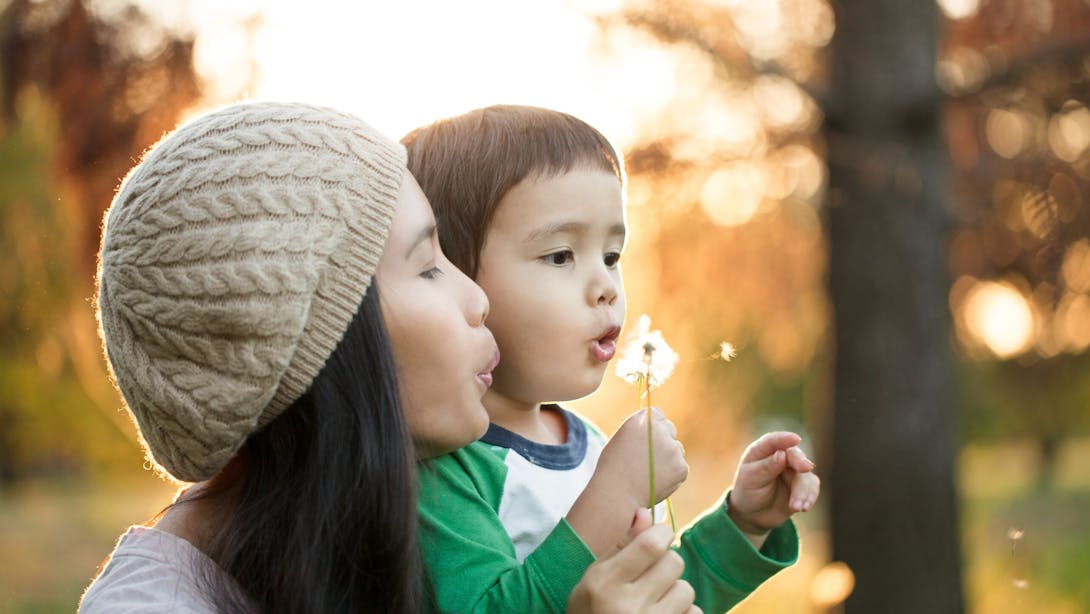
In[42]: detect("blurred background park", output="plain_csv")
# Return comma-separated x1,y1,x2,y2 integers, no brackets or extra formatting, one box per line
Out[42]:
2,0,1090,611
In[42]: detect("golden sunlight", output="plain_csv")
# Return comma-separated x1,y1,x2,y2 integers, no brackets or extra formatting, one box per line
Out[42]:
168,0,686,150
962,280,1035,358
700,162,765,227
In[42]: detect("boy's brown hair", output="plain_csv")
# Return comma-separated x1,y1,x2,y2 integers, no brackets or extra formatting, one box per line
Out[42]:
401,105,624,278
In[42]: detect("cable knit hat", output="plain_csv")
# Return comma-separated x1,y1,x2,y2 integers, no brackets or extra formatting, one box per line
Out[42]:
96,101,405,482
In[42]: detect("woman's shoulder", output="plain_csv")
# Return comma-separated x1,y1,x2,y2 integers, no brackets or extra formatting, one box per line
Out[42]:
78,526,223,613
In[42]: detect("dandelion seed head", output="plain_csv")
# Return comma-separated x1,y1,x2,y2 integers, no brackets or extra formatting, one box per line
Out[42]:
1012,578,1030,590
615,314,679,386
1007,528,1025,541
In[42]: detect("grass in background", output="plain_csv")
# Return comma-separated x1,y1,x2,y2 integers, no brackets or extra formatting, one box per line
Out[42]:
1,439,1087,613
0,478,174,612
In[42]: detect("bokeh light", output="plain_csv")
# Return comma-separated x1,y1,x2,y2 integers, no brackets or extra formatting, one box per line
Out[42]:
986,108,1031,159
700,162,765,227
961,279,1036,358
1047,102,1090,163
935,46,990,94
937,0,981,19
810,561,855,608
1058,293,1090,351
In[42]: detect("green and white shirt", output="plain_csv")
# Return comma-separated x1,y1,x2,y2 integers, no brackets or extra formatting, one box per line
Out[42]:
418,405,799,613
485,406,608,562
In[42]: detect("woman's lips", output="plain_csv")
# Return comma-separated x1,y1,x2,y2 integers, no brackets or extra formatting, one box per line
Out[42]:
477,348,501,388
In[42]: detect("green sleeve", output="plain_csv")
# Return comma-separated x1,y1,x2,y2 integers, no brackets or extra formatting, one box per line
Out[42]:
675,491,799,614
418,443,596,613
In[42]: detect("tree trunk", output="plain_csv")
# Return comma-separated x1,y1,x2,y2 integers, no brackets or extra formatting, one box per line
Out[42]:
825,1,964,612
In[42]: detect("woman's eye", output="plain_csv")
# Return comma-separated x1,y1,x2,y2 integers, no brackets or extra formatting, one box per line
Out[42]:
544,250,573,266
604,252,621,267
420,266,443,280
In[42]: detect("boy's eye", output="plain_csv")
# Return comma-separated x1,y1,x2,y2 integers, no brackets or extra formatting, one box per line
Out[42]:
420,266,443,280
543,250,573,266
604,252,621,267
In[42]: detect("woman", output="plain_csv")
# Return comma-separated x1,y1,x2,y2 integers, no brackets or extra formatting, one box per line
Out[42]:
81,101,694,613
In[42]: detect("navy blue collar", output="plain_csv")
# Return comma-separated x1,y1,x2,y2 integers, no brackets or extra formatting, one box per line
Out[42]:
480,405,588,470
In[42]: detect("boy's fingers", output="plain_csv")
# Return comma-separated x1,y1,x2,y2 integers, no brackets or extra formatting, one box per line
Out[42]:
786,446,815,472
742,431,802,463
748,449,787,483
789,471,821,512
648,407,679,437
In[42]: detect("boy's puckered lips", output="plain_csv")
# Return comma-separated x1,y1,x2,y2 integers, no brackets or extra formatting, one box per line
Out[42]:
591,325,621,363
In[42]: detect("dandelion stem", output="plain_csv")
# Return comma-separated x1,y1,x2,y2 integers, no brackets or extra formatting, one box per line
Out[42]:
644,374,655,523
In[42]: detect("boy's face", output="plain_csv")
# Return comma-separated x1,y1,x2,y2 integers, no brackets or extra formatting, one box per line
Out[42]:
476,168,626,406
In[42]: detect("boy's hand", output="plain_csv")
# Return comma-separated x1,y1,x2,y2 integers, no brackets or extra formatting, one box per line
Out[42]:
597,407,689,507
726,431,820,549
567,408,688,558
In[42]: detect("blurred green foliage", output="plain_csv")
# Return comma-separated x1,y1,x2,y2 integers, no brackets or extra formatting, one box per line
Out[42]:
0,0,204,485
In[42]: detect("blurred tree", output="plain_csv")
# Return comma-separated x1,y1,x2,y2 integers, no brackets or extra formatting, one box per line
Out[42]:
1,0,201,279
941,0,1090,486
0,0,203,482
824,0,964,611
593,0,1090,609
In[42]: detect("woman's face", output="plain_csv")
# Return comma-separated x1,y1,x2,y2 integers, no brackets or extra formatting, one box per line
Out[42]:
376,171,499,459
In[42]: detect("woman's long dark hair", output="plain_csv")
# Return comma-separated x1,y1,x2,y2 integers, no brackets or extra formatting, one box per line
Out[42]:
191,287,428,613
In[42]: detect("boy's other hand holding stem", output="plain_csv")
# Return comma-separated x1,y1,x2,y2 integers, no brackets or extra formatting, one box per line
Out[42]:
566,407,689,558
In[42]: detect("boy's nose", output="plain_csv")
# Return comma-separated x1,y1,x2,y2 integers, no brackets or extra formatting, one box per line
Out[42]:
462,271,490,326
598,282,617,306
591,273,619,307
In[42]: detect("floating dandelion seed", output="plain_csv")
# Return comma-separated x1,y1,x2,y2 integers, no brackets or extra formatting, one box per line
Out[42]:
615,314,679,530
719,342,737,362
1008,527,1028,587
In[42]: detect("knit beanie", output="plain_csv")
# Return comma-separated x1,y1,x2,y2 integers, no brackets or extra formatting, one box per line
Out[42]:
96,101,405,483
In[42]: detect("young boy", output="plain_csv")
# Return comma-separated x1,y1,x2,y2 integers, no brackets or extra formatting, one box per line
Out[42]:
403,105,819,613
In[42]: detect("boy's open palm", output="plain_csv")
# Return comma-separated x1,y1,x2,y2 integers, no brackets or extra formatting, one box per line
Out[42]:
726,432,820,541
